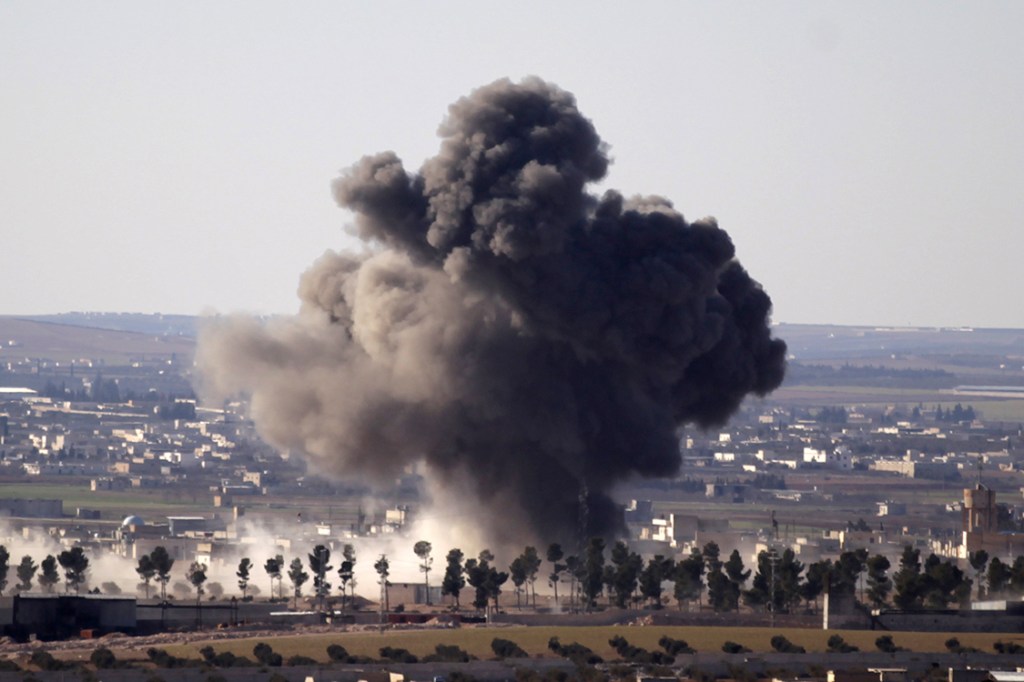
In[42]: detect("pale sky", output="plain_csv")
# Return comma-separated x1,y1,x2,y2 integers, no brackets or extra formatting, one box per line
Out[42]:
2,1,1022,328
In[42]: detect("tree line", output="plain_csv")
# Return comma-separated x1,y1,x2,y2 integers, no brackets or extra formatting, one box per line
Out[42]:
8,539,1023,616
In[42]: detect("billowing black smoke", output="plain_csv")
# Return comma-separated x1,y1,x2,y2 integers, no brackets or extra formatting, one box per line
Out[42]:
197,77,785,545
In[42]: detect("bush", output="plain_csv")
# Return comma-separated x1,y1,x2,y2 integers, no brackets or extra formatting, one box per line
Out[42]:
286,655,318,666
253,643,283,667
658,635,694,655
875,635,906,653
0,659,19,672
201,647,252,669
29,651,74,672
492,638,528,659
994,641,1024,654
826,635,858,653
722,641,750,654
327,643,353,662
147,648,191,669
547,638,602,665
423,644,473,663
379,647,418,664
90,647,118,669
945,637,980,654
607,636,673,665
769,635,805,654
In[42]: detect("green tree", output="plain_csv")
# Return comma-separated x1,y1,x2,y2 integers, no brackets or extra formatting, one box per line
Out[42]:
413,541,433,605
442,548,465,609
546,543,566,606
638,555,674,608
150,546,175,601
893,545,924,609
1010,556,1024,595
509,556,528,609
264,554,283,600
0,546,8,595
288,557,308,609
464,551,492,611
745,548,797,612
605,541,642,608
136,554,156,598
922,553,970,608
521,546,542,607
801,559,829,612
16,555,36,592
777,548,805,611
338,544,355,611
723,550,749,611
57,546,89,594
987,557,1011,597
673,548,705,610
866,554,892,608
186,561,207,626
308,545,332,612
706,566,733,612
38,555,59,593
236,558,252,599
374,555,391,614
564,554,582,612
969,550,989,600
582,538,606,611
833,549,868,599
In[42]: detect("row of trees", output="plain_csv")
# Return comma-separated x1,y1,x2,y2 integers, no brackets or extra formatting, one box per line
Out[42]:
11,538,1021,617
0,546,90,595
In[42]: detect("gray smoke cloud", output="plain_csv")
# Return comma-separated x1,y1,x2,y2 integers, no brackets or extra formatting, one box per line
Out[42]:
197,77,786,545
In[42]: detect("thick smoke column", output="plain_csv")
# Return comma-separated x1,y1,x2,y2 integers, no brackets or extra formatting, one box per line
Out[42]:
197,77,785,544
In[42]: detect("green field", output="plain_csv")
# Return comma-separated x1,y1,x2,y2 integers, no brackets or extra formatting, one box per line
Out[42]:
152,625,1024,663
0,482,208,519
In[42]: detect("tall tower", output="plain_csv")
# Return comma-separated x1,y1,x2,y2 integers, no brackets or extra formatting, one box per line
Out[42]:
963,483,997,534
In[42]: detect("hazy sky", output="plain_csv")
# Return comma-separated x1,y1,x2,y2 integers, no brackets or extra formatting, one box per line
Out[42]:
2,1,1022,328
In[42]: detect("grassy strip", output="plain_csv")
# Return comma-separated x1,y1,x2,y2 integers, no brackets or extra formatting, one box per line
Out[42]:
149,625,1024,663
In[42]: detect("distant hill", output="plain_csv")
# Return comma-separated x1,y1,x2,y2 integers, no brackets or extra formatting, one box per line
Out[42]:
0,316,195,365
777,323,1024,361
20,312,198,338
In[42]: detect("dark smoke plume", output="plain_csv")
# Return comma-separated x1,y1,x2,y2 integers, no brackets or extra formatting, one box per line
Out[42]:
197,77,785,544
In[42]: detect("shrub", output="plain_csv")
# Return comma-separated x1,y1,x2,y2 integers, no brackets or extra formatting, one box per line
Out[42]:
492,638,528,659
945,637,980,654
29,651,73,672
659,636,694,655
608,636,674,665
286,655,318,666
147,648,190,669
0,659,19,672
90,647,118,669
253,643,283,667
722,641,750,654
379,647,418,664
547,638,602,665
423,644,472,663
769,635,805,654
875,635,906,653
994,641,1024,654
826,635,859,653
327,643,353,662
